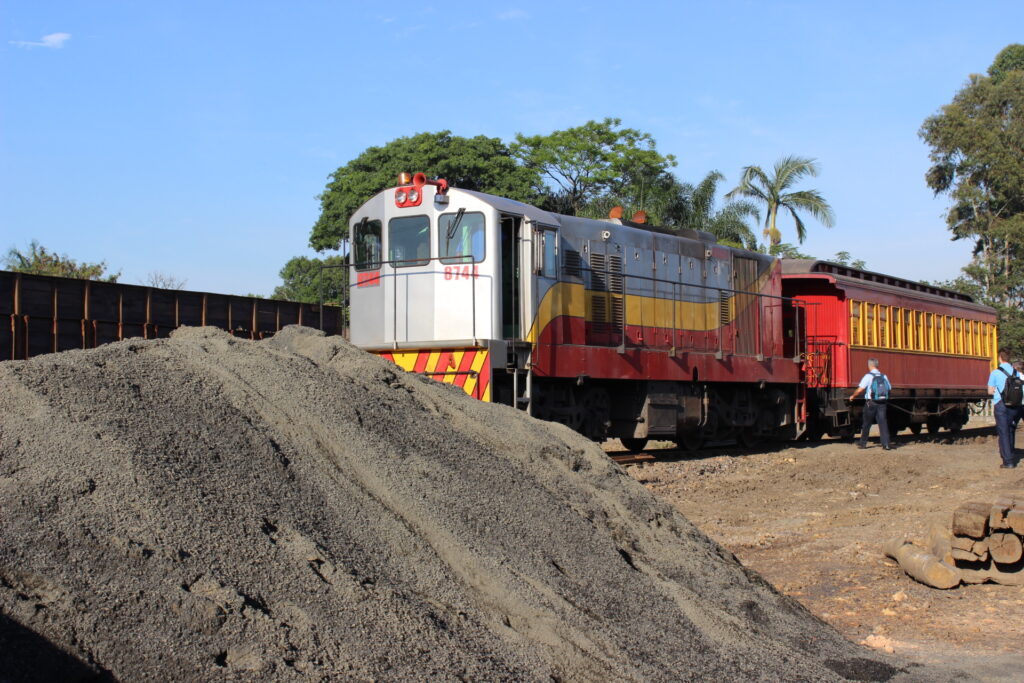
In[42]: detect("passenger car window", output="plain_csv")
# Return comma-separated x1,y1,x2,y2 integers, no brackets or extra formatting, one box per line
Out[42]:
389,215,430,267
438,211,485,264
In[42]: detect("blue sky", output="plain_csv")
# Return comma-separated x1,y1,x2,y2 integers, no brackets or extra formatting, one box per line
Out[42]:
2,1,1022,295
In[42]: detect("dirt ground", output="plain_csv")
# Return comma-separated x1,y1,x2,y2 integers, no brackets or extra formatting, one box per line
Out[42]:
612,417,1024,682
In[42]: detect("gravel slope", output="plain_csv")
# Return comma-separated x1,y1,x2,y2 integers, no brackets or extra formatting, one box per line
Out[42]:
0,327,964,681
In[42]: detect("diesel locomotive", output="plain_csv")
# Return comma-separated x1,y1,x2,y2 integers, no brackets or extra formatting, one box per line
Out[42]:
348,173,997,449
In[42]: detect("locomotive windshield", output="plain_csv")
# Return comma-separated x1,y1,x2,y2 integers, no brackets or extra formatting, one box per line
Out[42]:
439,211,485,264
389,215,430,267
352,218,382,271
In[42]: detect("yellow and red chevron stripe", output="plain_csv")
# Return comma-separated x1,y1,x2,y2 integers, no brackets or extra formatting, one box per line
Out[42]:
377,348,491,401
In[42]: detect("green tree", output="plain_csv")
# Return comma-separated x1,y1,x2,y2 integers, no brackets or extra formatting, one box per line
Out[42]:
832,251,867,270
725,156,835,246
679,171,759,248
768,243,815,259
272,255,348,307
919,44,1024,353
311,131,540,251
512,118,676,217
3,240,120,281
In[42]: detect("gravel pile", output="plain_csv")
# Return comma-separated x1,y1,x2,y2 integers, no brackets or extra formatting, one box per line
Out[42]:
0,327,956,681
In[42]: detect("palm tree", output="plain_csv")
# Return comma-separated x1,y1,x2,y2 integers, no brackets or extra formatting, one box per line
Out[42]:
725,156,835,246
684,171,759,249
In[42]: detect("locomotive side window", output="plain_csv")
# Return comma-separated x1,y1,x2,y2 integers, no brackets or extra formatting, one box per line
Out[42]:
536,228,558,278
438,211,485,264
353,219,383,271
904,309,914,350
389,215,430,267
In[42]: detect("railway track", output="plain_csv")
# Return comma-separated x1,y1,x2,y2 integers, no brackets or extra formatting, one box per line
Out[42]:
606,423,997,465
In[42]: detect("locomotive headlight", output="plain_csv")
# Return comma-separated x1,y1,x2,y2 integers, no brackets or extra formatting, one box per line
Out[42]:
395,190,408,204
407,188,420,203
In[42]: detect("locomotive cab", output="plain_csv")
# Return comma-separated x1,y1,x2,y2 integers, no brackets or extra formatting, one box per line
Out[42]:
348,174,556,402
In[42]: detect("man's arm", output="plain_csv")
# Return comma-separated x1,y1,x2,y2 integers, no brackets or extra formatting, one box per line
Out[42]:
850,373,870,401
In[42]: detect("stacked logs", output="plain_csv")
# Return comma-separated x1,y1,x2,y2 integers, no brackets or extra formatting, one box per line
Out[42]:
885,495,1024,589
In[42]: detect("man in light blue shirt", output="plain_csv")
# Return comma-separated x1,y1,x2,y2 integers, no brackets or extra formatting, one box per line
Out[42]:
849,358,892,450
988,348,1022,469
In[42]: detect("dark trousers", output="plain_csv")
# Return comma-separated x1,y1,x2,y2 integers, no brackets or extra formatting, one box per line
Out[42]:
859,400,890,448
994,402,1021,466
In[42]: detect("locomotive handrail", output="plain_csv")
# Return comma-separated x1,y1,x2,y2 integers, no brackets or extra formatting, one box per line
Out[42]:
322,257,814,357
573,263,811,358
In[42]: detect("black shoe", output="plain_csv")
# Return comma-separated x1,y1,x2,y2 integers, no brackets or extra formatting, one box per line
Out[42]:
883,446,894,450
1000,463,1017,469
857,444,867,450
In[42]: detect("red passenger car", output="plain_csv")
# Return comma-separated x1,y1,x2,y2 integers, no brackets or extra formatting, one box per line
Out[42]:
782,260,998,438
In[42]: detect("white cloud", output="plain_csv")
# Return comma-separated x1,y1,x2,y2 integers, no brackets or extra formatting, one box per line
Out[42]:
497,9,529,20
10,32,71,49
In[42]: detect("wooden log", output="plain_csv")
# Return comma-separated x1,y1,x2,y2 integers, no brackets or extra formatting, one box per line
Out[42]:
1007,509,1024,535
950,535,974,551
990,505,1012,531
884,539,961,589
972,539,989,555
952,502,991,539
927,524,954,565
951,548,988,562
988,532,1023,564
954,557,992,584
988,561,1024,586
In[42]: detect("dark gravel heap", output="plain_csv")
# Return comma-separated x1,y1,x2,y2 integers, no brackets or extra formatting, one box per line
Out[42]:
0,327,958,681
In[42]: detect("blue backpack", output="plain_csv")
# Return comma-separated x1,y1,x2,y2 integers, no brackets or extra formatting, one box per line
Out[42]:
870,372,890,401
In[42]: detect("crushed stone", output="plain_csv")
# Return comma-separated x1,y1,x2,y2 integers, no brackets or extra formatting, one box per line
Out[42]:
0,326,965,681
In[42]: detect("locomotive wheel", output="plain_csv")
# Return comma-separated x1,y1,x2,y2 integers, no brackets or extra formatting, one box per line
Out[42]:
908,423,923,435
804,424,826,442
677,432,704,452
737,428,760,449
945,410,964,434
620,438,648,453
926,417,942,434
579,387,610,442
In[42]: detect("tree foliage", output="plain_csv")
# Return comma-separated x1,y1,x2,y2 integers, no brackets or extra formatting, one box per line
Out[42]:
272,255,348,307
832,251,867,270
677,171,759,248
310,131,540,251
512,118,676,217
726,156,835,246
3,241,120,281
767,243,815,259
920,44,1024,353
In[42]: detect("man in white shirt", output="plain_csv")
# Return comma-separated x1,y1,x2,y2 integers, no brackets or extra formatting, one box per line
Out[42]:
849,358,892,450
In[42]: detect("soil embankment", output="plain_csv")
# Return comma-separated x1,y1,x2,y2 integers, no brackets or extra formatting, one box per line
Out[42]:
1,327,961,681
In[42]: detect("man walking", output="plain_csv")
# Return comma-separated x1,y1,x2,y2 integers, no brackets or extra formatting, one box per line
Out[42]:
849,358,892,450
988,348,1023,469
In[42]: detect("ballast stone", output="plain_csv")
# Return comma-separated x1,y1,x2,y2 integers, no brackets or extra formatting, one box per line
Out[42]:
0,326,966,682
